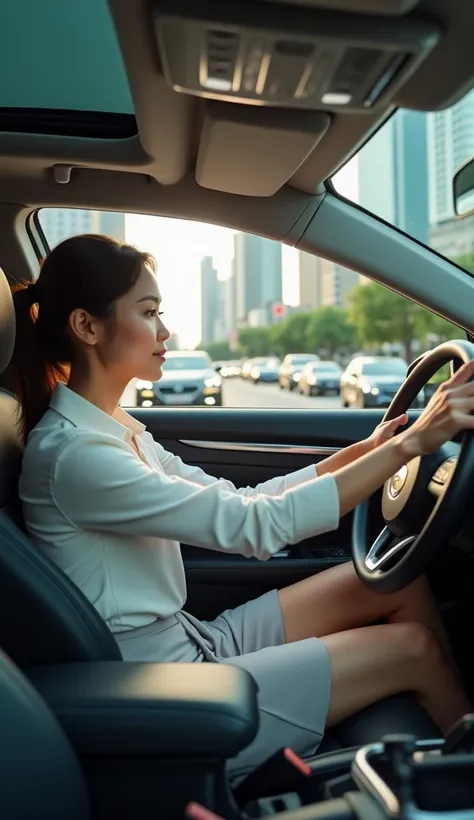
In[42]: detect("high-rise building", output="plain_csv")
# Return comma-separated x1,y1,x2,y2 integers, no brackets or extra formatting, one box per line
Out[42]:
297,251,323,310
222,261,237,338
297,251,360,310
234,233,282,323
427,89,474,225
321,262,360,308
358,110,429,245
200,256,219,346
40,209,126,248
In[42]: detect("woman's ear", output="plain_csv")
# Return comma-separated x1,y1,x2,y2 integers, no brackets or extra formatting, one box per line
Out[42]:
68,309,98,347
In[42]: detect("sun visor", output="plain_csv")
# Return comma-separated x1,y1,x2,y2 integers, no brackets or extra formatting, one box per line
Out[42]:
196,102,330,195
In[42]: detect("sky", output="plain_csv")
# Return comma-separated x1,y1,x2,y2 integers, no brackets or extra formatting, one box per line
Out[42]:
125,158,359,349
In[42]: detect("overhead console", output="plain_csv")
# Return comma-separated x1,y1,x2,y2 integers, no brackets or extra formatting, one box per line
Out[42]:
154,0,440,115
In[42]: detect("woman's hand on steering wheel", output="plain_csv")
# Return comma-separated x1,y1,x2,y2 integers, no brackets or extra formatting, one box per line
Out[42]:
368,414,409,451
352,345,474,594
401,360,474,458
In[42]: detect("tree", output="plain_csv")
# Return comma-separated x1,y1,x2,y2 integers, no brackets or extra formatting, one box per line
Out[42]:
238,327,272,358
349,283,423,361
305,306,357,357
268,312,313,357
456,252,474,275
196,340,234,360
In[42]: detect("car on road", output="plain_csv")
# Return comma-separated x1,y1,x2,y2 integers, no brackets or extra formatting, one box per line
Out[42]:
240,358,258,379
340,356,424,409
279,354,320,391
136,351,222,407
298,360,342,397
250,357,281,384
219,360,242,378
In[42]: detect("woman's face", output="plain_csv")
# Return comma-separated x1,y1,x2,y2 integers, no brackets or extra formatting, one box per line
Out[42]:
95,265,170,384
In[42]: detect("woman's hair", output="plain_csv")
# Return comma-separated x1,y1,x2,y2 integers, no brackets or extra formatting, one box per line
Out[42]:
10,233,156,441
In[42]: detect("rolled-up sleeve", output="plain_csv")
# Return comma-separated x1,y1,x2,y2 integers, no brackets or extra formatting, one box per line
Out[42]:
51,432,339,560
157,443,317,496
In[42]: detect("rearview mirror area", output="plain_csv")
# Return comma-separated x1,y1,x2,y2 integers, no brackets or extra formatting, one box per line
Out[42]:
453,157,474,218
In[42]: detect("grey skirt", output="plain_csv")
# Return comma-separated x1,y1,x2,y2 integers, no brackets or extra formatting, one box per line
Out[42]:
115,590,331,779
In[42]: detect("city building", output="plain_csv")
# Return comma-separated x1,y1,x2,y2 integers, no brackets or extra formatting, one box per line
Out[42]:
297,250,360,310
222,261,237,339
200,256,219,346
429,212,474,262
234,232,282,323
358,109,429,245
40,209,126,247
321,262,360,308
427,89,474,225
297,251,324,310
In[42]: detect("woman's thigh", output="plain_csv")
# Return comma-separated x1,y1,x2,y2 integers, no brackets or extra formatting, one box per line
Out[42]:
278,560,428,643
202,589,286,658
225,636,331,779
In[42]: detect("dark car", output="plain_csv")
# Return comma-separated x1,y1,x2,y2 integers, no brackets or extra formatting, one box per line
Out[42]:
278,353,320,391
298,360,342,396
250,357,281,384
340,356,425,409
136,351,222,407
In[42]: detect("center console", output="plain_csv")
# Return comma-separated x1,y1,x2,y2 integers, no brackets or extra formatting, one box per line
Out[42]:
27,660,474,820
230,720,474,820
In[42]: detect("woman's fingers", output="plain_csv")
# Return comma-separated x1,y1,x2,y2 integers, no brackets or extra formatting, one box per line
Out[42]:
444,360,474,389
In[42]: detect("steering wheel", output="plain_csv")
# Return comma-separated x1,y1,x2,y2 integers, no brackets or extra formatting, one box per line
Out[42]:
352,340,474,594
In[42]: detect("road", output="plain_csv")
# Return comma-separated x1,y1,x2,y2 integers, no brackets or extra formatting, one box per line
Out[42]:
221,378,342,409
121,378,342,409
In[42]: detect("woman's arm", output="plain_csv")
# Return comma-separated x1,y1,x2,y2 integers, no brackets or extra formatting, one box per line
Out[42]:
49,361,474,558
155,414,407,492
316,413,407,477
155,440,317,495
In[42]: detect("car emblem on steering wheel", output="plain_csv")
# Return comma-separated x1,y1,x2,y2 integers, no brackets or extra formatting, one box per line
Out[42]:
389,464,408,498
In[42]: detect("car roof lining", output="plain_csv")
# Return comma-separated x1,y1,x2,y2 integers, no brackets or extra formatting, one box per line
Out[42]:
0,0,471,214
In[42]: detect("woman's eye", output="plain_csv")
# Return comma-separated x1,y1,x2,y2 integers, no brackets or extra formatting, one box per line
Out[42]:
145,309,158,317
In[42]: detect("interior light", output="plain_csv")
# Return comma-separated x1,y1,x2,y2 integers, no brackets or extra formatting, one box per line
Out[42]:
203,77,232,91
321,92,352,106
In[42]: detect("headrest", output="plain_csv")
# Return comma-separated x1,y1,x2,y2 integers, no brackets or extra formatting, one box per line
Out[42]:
0,268,15,374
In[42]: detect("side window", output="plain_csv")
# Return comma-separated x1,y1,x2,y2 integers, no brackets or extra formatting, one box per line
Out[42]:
37,208,459,411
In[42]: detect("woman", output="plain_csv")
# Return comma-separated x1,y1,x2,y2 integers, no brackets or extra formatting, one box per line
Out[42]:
11,234,473,777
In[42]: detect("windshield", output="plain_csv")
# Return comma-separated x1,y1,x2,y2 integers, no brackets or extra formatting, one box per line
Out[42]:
313,362,340,373
292,356,317,365
362,360,407,376
332,88,474,276
164,357,211,371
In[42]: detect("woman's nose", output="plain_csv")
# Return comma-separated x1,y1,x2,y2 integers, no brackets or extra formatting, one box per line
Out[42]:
157,320,170,342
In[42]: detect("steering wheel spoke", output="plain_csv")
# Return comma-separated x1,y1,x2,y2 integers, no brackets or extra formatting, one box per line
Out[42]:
365,527,416,573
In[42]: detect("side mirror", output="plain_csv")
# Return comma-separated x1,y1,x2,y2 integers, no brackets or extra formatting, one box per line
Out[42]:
214,363,222,373
453,157,474,218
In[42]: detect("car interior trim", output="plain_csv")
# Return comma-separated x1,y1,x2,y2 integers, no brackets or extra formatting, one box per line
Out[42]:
179,440,341,455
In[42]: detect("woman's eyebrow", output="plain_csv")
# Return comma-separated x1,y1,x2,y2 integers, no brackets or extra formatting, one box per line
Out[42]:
136,295,161,304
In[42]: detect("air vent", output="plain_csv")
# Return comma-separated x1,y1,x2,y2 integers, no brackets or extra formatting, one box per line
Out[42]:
204,29,240,91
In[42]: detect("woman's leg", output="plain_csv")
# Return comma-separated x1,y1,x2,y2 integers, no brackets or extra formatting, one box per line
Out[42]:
322,620,470,734
278,561,452,655
277,561,471,734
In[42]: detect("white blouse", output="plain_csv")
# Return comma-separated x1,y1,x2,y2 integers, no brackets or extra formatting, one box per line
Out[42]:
19,383,340,632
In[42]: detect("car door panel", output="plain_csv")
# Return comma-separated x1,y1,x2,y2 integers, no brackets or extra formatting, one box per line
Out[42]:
129,407,397,618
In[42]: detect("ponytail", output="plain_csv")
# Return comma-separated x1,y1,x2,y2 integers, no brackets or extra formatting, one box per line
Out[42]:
10,234,154,443
11,282,68,442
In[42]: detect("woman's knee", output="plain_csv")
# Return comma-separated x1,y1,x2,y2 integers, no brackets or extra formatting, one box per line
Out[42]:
392,621,446,678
